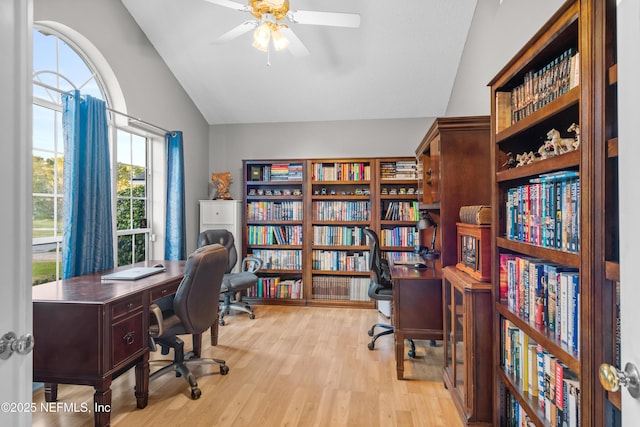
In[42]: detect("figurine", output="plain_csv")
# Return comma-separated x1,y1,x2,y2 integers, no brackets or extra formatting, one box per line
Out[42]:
503,152,517,169
546,128,575,155
211,171,233,200
567,122,580,150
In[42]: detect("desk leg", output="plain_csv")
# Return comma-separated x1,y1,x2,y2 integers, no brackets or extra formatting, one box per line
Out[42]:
395,332,405,380
44,383,58,402
134,352,149,409
93,378,112,427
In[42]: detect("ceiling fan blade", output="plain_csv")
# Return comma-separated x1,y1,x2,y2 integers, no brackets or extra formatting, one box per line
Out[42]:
204,0,251,12
213,20,258,43
286,10,361,28
279,27,310,57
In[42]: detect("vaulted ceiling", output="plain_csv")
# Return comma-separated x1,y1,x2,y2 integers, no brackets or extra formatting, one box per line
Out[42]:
122,0,478,125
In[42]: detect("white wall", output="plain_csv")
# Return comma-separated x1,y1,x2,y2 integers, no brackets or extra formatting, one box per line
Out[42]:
34,0,210,253
446,0,565,116
210,117,434,199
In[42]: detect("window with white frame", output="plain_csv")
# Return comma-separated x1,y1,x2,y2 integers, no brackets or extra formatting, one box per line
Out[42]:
32,27,154,284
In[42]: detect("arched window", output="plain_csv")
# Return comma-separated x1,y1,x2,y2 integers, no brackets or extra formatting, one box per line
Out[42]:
32,24,158,284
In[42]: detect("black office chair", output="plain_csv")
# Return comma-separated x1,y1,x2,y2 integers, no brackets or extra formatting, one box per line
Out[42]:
363,228,416,357
197,230,262,325
148,244,230,400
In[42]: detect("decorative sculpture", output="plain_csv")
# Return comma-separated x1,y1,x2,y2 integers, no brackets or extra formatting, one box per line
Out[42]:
546,128,575,155
567,122,580,150
211,172,233,200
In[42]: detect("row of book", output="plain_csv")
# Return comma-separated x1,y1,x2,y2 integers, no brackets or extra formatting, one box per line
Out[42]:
379,160,418,179
502,319,580,426
312,162,371,182
249,163,303,182
246,277,303,299
247,225,303,246
246,201,303,221
312,225,366,246
313,201,370,222
311,250,369,272
509,49,580,124
312,276,371,301
379,227,418,248
381,201,420,221
249,249,302,270
500,253,580,352
505,170,580,253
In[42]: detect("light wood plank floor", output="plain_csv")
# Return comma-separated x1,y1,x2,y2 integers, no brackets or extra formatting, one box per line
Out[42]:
33,305,463,427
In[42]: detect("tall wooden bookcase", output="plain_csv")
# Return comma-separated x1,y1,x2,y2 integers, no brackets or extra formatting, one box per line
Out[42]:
488,0,619,425
241,157,418,309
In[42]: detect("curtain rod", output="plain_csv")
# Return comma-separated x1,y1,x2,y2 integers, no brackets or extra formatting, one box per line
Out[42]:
32,80,170,134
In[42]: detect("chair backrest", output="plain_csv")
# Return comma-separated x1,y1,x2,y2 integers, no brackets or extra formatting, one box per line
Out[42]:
363,228,392,287
197,229,237,274
173,244,228,334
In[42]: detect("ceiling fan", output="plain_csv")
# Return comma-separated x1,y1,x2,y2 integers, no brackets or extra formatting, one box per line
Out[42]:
206,0,361,57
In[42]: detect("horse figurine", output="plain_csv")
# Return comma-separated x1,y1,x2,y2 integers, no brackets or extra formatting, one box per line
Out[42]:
546,128,575,155
567,122,580,150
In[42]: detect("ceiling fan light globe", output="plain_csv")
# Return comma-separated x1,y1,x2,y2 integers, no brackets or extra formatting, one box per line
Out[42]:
271,29,289,51
253,22,271,51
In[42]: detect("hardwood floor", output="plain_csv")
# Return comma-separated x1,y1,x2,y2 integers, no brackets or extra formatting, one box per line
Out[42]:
32,305,463,427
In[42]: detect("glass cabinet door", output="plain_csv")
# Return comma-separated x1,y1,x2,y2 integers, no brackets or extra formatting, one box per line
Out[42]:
452,286,465,402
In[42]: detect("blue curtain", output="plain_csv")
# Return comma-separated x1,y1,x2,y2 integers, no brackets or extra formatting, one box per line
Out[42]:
62,90,114,278
165,131,186,260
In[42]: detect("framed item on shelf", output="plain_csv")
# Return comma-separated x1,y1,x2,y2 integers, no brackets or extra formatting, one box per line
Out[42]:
456,223,491,282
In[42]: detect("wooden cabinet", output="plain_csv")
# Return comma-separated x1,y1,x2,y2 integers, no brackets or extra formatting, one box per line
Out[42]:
415,117,491,277
199,200,242,272
442,266,492,426
489,1,618,425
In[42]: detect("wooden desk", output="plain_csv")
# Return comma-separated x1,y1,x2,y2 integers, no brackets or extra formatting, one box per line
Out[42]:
390,265,444,380
32,260,186,427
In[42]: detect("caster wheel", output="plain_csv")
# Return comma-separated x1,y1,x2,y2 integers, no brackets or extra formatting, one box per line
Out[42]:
429,340,436,347
219,318,225,326
220,365,230,375
367,329,374,337
408,349,416,358
191,388,201,400
249,313,255,320
367,342,375,351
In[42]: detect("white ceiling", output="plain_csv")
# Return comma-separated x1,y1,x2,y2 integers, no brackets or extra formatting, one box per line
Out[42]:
121,0,478,125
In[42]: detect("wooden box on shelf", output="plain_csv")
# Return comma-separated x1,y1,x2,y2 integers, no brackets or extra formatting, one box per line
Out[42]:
456,223,491,282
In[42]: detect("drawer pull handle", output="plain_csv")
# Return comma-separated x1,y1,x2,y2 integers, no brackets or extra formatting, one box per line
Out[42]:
161,289,168,295
123,332,135,345
127,303,134,310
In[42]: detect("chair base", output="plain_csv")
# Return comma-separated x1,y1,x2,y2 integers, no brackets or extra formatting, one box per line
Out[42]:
367,323,417,358
219,292,255,325
150,337,229,399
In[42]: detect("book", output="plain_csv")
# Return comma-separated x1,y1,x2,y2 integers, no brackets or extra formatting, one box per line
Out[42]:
459,205,492,225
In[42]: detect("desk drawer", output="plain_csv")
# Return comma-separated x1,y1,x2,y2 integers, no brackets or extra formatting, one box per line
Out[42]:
112,312,144,367
112,294,144,319
151,282,179,302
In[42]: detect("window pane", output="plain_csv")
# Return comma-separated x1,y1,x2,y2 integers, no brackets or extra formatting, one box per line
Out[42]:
55,154,64,194
32,152,56,194
117,130,131,164
58,39,94,93
32,242,61,286
132,199,147,229
117,164,132,195
132,166,147,197
134,233,146,263
117,235,132,266
131,134,146,167
116,198,131,230
33,105,55,151
33,196,54,238
56,196,63,236
33,31,57,77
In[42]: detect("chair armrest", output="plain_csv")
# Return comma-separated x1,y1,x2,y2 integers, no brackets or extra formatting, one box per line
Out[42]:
241,256,263,273
148,303,164,338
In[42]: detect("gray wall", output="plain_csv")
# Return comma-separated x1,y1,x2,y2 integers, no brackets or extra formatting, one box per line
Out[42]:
210,117,434,199
34,0,210,253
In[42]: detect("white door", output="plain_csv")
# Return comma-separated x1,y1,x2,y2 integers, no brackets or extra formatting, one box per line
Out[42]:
617,0,640,421
0,1,33,426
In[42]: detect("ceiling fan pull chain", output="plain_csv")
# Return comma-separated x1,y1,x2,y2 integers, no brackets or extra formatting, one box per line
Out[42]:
267,40,271,66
